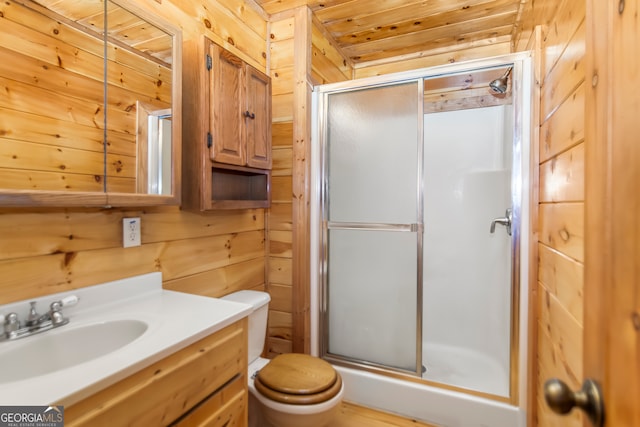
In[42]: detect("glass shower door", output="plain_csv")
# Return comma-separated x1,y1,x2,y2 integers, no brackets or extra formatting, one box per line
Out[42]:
321,81,422,374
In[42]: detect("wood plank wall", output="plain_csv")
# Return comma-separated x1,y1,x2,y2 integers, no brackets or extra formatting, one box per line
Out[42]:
291,6,313,353
266,7,352,356
310,15,353,84
513,0,586,425
0,0,270,312
267,10,295,356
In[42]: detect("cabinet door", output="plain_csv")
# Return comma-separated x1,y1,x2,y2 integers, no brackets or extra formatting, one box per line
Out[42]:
64,320,247,427
245,66,272,169
208,42,245,166
171,374,247,427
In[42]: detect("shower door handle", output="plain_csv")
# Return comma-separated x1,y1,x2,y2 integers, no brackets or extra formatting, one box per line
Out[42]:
490,208,512,236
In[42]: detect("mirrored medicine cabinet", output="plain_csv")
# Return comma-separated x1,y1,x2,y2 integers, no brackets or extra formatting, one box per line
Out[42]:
0,0,182,207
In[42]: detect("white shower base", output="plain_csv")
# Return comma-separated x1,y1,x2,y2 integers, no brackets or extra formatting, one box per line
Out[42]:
335,365,523,427
422,342,509,397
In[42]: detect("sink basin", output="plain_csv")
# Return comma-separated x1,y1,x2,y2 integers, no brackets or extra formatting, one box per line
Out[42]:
0,319,148,383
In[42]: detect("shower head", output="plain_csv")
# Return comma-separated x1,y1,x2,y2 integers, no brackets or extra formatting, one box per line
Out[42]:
489,67,512,94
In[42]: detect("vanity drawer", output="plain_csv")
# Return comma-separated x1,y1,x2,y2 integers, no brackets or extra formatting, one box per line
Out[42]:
171,373,246,427
65,318,248,427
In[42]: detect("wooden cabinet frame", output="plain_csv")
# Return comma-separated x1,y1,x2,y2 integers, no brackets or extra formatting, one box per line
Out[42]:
182,37,271,211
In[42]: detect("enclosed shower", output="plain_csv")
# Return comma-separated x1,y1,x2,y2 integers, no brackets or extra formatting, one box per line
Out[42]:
311,53,532,427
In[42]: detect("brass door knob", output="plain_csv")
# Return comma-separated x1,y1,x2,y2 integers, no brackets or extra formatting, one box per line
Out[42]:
544,378,604,427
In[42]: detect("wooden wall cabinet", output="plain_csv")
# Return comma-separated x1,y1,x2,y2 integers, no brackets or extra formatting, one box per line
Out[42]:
208,42,272,169
65,319,248,427
182,37,271,211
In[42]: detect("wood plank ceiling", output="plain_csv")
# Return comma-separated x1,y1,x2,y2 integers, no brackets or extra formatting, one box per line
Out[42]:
32,0,173,65
256,0,525,64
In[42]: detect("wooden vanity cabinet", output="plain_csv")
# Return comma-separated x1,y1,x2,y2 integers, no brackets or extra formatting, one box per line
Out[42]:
64,319,248,427
182,37,271,211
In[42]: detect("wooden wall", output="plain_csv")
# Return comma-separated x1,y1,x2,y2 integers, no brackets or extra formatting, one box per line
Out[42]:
310,15,352,84
0,0,270,311
514,0,586,425
266,6,352,356
267,10,295,356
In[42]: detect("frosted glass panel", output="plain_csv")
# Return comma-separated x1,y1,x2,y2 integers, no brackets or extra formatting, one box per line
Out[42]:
327,83,419,224
328,229,417,371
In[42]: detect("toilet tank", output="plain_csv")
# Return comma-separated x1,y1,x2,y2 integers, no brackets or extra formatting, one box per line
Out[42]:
221,290,270,363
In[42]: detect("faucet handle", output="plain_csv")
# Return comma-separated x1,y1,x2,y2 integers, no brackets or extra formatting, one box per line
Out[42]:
3,312,20,333
59,295,79,307
49,303,65,325
49,295,79,311
49,295,78,326
489,208,513,236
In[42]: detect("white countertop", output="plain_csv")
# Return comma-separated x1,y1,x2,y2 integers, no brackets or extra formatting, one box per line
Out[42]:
0,272,252,406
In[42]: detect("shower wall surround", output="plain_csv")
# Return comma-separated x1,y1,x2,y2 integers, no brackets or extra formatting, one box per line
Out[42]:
422,105,513,396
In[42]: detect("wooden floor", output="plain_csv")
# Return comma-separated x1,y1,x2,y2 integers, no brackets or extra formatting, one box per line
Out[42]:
328,402,438,427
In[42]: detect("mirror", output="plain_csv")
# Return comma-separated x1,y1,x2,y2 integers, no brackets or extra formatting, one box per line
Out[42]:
0,0,181,206
136,102,172,195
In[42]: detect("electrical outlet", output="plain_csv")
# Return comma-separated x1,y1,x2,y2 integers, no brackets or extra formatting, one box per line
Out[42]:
123,217,141,248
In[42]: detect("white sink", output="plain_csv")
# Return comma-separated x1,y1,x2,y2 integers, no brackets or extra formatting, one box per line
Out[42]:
0,272,252,405
0,320,148,383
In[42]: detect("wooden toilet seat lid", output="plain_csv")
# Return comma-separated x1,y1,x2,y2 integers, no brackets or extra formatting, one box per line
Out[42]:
255,353,341,404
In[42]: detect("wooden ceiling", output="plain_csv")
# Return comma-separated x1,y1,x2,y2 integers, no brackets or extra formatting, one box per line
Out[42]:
30,0,523,68
31,0,173,65
256,0,524,64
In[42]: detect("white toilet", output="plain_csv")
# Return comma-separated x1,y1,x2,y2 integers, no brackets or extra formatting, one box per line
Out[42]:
222,290,344,427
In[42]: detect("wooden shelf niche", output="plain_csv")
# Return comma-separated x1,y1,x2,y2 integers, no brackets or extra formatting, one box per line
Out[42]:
210,164,270,209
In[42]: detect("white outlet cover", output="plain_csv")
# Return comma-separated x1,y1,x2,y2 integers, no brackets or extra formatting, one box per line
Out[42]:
123,217,141,248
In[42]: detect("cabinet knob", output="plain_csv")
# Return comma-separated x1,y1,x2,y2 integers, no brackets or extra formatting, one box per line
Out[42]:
243,111,255,119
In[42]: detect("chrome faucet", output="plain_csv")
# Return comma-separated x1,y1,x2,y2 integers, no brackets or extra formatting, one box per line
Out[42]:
0,295,78,342
25,301,46,327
